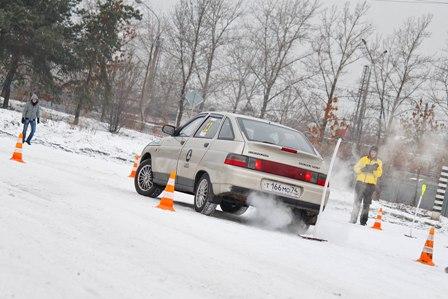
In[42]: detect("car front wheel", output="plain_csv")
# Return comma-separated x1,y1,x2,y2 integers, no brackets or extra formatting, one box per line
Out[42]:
194,173,217,216
134,159,163,198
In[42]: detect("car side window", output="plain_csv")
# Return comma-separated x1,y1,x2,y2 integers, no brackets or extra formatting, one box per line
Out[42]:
218,118,235,140
194,116,222,139
178,116,206,137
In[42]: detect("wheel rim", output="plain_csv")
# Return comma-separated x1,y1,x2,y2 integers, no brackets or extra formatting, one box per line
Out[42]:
196,179,209,208
137,165,153,191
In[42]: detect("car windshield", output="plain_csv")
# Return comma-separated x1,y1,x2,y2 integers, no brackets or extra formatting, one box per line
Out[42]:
237,118,317,155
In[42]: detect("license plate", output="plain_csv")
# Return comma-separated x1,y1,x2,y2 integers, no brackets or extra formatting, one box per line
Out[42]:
261,180,302,198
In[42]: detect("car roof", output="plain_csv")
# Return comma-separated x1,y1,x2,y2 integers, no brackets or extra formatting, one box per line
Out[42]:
202,111,298,132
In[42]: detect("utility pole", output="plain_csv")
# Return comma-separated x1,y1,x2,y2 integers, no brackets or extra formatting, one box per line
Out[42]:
353,65,371,152
362,39,387,146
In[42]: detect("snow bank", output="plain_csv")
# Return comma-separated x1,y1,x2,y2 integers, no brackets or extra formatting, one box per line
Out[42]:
0,100,159,162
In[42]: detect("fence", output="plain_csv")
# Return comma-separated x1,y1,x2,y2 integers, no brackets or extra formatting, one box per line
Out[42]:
379,171,448,216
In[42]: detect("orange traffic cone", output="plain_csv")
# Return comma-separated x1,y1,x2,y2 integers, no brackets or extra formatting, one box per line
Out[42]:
128,154,140,178
417,226,435,266
371,208,383,230
156,171,176,212
10,133,25,163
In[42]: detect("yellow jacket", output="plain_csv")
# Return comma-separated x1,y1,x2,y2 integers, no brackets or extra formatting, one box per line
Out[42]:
354,156,383,185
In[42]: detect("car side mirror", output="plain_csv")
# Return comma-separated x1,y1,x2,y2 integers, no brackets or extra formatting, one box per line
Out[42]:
162,125,176,136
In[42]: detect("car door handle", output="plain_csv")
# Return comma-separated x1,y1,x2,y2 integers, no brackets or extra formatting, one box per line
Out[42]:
203,142,209,148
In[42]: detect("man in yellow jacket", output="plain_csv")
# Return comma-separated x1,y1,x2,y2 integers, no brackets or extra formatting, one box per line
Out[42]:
350,146,383,225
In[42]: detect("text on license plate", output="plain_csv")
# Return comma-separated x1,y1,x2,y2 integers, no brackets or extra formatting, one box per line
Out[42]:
261,180,302,198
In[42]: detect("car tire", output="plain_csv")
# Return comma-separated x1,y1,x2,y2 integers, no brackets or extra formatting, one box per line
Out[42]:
134,159,163,198
220,201,248,215
291,208,316,232
194,173,217,216
293,208,318,225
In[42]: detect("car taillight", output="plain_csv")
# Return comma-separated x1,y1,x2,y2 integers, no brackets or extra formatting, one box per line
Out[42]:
317,175,327,187
224,153,327,187
224,153,248,168
304,171,313,182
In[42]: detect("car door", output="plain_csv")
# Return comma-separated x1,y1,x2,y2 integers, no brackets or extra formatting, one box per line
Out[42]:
203,117,246,185
153,115,207,184
176,115,223,192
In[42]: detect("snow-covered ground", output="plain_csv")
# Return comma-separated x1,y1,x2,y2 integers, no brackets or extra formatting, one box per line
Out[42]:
1,107,448,299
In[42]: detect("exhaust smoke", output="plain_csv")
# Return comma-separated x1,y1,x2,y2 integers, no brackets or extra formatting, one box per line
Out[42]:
245,192,295,231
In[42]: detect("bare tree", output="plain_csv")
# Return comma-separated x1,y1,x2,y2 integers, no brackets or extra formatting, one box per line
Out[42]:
362,37,393,144
152,58,181,121
275,86,300,124
311,1,372,141
248,0,318,119
429,53,448,118
136,5,164,129
194,0,242,111
108,54,141,133
218,37,260,113
294,83,323,128
381,15,432,139
167,0,210,127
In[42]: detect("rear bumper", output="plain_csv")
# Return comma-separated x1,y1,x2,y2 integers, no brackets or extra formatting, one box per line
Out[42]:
211,165,329,212
220,186,322,212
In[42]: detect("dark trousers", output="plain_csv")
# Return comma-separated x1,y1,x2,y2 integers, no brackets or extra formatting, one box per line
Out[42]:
350,182,375,225
22,119,36,143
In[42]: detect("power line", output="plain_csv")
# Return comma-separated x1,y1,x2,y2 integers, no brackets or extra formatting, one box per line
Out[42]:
373,0,448,4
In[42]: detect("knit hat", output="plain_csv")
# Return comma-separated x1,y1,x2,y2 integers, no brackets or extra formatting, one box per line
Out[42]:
31,93,38,104
369,145,378,156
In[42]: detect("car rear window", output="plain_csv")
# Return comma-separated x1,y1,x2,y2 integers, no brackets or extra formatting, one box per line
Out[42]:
237,118,316,155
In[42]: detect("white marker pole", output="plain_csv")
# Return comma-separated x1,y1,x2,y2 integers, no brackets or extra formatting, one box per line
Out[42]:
408,184,426,238
315,138,342,229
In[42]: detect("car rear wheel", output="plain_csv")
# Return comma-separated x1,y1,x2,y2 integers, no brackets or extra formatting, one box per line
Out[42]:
134,159,163,198
220,201,248,215
194,173,217,216
292,208,318,232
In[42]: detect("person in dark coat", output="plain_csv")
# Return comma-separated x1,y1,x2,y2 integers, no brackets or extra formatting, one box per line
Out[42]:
21,93,41,145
